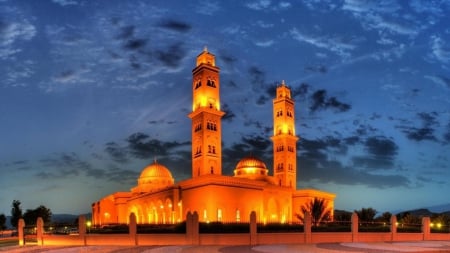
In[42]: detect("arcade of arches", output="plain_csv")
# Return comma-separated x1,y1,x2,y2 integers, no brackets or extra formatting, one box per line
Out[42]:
92,48,335,226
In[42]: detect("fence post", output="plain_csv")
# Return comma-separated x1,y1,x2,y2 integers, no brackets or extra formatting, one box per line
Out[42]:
192,211,199,245
422,216,430,241
250,211,257,245
186,212,192,244
36,217,44,246
78,215,86,245
18,218,25,246
351,212,358,242
129,212,137,245
304,212,311,243
390,215,397,241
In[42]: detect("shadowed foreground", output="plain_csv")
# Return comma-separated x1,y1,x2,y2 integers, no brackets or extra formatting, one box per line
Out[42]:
2,241,450,253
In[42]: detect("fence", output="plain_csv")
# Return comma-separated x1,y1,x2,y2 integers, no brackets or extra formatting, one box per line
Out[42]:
16,212,450,246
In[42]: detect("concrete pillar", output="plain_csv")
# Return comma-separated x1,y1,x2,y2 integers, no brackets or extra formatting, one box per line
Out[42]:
351,212,359,242
186,212,192,243
36,217,44,246
422,216,430,241
390,215,397,241
18,219,25,246
78,215,86,245
192,211,199,245
129,212,137,245
250,211,257,245
304,212,312,243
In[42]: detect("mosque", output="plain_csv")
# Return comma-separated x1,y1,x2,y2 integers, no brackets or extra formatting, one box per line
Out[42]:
91,48,336,225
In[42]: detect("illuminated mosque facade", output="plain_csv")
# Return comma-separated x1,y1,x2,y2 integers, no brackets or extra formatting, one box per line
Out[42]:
91,48,336,225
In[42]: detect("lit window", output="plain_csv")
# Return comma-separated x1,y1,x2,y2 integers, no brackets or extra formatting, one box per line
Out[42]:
236,210,240,222
218,209,222,221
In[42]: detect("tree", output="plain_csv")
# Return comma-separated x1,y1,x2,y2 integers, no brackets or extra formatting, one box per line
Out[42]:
296,198,332,227
355,207,377,223
23,205,52,225
0,214,6,230
10,200,23,228
376,211,392,223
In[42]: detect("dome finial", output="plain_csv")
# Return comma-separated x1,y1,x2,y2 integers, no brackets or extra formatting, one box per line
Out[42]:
281,80,285,86
203,45,208,52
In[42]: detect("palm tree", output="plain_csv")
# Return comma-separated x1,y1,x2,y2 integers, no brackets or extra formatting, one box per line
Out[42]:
296,198,332,227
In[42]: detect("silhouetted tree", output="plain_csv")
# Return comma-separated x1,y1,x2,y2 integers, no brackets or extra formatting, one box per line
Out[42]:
355,207,377,223
334,210,352,222
400,213,421,225
10,200,23,228
376,211,392,223
0,214,6,230
296,198,332,226
23,205,52,225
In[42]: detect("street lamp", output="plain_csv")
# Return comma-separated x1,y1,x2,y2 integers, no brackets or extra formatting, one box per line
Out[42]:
86,221,92,233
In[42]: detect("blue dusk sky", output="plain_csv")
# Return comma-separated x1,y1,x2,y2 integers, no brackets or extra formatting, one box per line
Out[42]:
1,0,449,216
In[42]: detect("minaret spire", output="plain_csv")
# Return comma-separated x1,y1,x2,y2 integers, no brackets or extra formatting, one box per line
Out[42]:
271,80,298,189
188,48,225,178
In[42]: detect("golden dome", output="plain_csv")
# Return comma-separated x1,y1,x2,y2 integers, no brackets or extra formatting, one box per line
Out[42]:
139,162,173,180
132,161,174,193
234,156,268,179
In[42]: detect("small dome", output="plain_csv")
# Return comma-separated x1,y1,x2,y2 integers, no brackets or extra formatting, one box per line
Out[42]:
139,162,173,180
132,161,174,193
234,156,268,179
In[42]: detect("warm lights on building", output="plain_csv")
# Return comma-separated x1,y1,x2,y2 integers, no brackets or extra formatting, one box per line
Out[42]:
91,48,335,226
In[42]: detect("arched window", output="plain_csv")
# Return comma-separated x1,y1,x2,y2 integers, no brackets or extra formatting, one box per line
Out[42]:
217,209,222,222
236,209,240,222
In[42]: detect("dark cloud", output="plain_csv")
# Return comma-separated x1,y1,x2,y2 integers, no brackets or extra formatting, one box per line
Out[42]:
221,103,236,122
123,39,147,50
104,166,138,184
365,136,398,158
158,20,191,32
309,89,351,113
37,153,88,179
418,112,438,127
242,134,271,151
291,83,310,99
116,25,135,40
219,53,237,66
444,122,450,144
248,66,266,92
156,43,186,68
397,112,439,142
104,141,128,163
256,95,267,105
405,127,437,141
126,132,190,159
298,136,409,188
352,136,398,170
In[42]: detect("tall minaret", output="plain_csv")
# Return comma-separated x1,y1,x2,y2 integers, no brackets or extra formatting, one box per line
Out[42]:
271,81,299,189
188,47,225,178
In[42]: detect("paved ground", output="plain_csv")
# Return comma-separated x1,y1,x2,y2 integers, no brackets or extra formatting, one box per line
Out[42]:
1,241,450,253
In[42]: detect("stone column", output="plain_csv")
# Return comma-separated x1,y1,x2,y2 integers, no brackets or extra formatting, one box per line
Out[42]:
129,213,137,245
36,217,44,246
18,219,25,246
78,215,86,245
250,211,257,245
422,216,430,241
351,212,359,242
304,212,312,243
390,215,397,241
186,212,192,244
